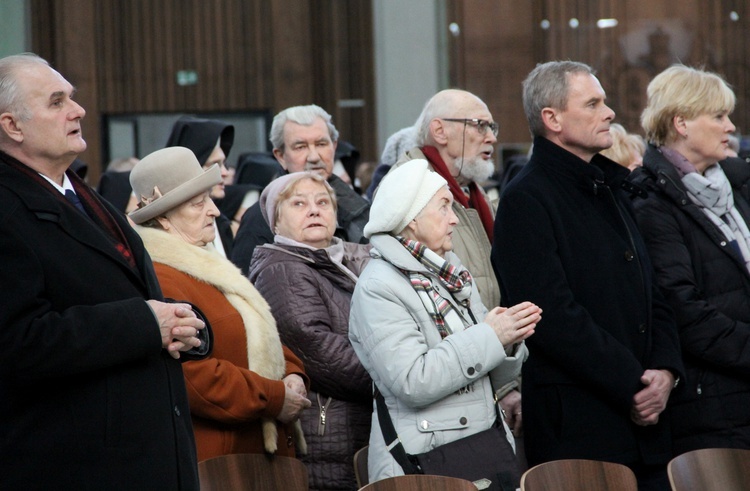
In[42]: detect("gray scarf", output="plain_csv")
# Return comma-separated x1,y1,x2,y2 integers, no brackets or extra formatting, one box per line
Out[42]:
680,163,750,274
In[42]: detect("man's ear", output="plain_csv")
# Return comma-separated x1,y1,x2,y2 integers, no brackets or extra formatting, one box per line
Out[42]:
0,112,24,143
429,118,449,146
541,107,562,135
272,148,289,170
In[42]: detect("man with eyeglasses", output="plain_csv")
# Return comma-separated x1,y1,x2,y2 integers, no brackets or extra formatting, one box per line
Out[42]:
393,89,499,308
383,89,527,436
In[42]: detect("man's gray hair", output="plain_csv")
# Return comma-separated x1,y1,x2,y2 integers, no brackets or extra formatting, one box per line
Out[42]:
522,61,594,137
415,94,447,147
0,53,49,122
269,104,339,151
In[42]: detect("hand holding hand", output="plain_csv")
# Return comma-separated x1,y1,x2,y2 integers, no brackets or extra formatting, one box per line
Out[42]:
277,385,311,424
484,301,541,347
283,374,307,398
147,300,206,359
631,369,674,426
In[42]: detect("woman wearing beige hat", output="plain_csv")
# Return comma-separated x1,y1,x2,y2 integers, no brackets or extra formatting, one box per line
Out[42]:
129,146,310,462
248,171,372,491
348,159,542,486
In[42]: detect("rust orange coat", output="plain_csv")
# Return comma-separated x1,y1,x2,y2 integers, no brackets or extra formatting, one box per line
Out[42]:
138,226,308,462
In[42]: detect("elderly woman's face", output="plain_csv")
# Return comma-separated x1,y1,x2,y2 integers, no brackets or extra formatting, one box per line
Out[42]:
157,191,220,247
274,179,336,248
403,186,459,258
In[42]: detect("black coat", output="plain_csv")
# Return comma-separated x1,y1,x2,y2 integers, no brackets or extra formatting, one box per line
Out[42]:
492,137,683,468
629,146,750,453
0,152,200,490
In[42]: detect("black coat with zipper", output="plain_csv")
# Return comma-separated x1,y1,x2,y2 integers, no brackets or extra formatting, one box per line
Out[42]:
629,146,750,454
493,136,683,468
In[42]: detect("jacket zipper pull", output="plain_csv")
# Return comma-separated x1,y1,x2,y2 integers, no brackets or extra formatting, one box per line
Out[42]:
318,395,332,436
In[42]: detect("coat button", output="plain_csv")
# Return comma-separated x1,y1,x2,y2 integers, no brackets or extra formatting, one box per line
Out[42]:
421,420,429,430
638,324,646,333
459,417,468,425
624,250,635,261
474,364,482,372
467,367,475,376
287,436,293,447
721,241,727,247
174,405,181,416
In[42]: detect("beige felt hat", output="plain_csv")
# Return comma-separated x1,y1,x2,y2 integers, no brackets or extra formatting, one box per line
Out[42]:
128,146,221,224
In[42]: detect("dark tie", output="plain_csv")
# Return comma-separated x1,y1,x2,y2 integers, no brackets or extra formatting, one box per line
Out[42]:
64,189,87,215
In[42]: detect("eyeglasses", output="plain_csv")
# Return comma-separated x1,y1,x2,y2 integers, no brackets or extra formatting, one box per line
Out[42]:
442,118,499,137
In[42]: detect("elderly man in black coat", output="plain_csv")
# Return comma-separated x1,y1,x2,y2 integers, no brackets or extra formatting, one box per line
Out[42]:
0,53,208,490
492,61,684,490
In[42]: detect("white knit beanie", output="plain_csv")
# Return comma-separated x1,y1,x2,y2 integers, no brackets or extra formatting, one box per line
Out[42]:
364,159,448,238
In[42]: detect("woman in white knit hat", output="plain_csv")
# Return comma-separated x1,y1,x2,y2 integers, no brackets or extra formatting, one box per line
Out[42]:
349,159,542,486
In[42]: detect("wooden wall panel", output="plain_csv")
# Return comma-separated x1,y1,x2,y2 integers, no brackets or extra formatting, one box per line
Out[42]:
451,0,750,151
30,0,376,178
446,0,537,148
31,0,101,182
310,0,376,162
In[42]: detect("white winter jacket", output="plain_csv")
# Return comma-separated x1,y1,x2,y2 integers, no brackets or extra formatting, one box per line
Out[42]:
349,234,527,482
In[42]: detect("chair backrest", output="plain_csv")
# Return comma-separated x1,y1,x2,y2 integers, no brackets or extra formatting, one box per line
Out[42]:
359,474,477,491
198,453,308,491
354,445,369,488
668,447,750,491
520,459,638,491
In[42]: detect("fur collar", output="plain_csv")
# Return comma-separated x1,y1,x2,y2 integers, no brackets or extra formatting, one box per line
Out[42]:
136,225,285,380
137,225,307,454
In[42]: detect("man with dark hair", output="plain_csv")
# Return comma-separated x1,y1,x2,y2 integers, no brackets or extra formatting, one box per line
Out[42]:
492,60,683,489
0,53,207,489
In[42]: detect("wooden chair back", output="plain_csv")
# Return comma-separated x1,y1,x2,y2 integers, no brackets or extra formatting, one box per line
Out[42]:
358,474,477,491
198,453,308,491
354,445,369,488
521,458,638,491
667,447,750,491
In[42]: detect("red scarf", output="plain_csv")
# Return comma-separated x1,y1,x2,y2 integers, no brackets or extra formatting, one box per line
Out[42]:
421,146,495,243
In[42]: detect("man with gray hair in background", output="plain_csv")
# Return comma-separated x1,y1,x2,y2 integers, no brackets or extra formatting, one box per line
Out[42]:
492,60,683,489
231,104,370,274
385,89,530,436
395,89,500,311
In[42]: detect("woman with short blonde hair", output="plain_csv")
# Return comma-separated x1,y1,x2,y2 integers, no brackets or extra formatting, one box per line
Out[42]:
629,64,750,454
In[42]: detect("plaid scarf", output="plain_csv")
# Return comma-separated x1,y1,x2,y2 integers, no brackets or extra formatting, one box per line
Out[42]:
397,236,474,338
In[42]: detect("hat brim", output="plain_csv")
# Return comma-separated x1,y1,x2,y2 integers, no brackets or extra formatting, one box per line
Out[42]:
129,164,222,224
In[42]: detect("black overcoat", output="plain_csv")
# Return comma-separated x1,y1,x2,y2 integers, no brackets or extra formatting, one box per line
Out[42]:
492,137,683,468
0,151,200,490
629,147,750,453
